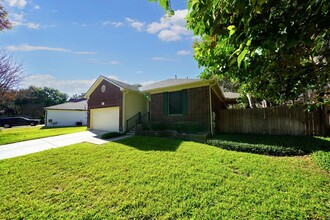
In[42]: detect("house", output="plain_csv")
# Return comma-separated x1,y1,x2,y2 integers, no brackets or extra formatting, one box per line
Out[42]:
85,76,237,134
84,76,146,132
44,100,88,127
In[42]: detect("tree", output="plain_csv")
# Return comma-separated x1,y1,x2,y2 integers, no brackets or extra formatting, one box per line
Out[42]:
0,4,11,31
0,4,23,107
0,50,23,105
16,86,68,107
14,86,68,119
152,0,330,107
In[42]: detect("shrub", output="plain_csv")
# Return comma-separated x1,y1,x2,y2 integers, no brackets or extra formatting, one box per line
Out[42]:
173,121,201,133
101,132,124,139
149,122,167,131
207,134,330,156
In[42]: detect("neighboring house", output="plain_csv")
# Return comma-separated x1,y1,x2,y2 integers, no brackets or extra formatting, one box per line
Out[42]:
85,76,237,134
44,100,88,127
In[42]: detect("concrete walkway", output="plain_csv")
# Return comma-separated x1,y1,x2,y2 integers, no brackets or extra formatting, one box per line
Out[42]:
0,131,132,160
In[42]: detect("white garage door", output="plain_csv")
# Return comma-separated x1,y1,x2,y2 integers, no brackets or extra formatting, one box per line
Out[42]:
91,107,120,131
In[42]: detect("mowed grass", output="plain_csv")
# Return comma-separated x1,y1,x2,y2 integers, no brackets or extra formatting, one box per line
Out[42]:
0,126,87,145
0,136,329,219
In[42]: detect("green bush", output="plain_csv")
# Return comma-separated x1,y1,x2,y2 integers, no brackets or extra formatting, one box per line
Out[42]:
173,121,201,133
207,139,305,156
101,132,124,139
150,122,167,131
207,134,330,156
312,151,330,172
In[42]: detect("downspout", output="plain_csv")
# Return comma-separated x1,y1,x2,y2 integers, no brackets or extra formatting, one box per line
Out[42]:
122,89,129,132
45,110,47,127
209,80,217,135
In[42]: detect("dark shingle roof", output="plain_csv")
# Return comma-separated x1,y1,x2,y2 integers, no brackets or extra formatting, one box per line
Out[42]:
45,100,87,111
140,78,201,91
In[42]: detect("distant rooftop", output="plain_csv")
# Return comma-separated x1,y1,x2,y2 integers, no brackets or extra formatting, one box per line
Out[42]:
45,100,87,111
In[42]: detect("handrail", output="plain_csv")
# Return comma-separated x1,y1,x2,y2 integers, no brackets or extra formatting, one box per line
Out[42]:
126,112,141,132
126,112,149,132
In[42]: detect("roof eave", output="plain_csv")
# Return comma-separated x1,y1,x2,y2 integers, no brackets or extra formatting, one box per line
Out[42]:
141,79,213,94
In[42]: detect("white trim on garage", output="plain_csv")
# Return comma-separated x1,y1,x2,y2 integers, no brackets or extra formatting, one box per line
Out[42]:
90,107,120,132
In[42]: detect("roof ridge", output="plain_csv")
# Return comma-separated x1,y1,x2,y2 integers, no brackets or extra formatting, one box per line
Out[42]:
102,76,140,91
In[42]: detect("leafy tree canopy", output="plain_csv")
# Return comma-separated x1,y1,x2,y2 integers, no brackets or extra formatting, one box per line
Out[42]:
152,0,330,107
15,86,68,107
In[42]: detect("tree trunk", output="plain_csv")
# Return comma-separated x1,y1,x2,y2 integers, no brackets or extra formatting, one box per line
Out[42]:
247,93,256,109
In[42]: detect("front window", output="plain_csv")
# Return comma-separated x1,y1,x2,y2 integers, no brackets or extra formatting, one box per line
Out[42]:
169,91,183,114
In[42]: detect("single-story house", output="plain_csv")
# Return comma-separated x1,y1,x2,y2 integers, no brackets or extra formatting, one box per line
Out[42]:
85,76,238,134
44,100,88,127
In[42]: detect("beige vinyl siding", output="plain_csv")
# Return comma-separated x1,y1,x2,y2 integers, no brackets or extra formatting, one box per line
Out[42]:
124,91,147,131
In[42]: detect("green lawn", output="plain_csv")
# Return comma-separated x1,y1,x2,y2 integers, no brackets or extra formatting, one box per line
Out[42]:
0,126,87,145
0,136,329,219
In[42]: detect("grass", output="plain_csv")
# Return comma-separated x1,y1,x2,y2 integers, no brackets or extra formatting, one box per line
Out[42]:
0,126,87,145
0,136,329,219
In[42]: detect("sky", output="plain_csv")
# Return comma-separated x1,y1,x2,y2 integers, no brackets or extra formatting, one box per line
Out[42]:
0,0,202,96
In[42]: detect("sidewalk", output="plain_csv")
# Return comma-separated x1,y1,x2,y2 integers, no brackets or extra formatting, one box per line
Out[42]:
0,131,132,160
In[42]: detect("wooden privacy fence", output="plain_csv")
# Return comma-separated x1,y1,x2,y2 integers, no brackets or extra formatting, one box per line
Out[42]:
218,106,330,136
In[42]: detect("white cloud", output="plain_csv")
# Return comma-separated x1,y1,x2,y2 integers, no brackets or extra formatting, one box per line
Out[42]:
34,5,40,10
176,50,191,56
125,17,145,32
136,70,143,74
74,51,96,55
102,21,124,27
21,74,95,96
147,20,169,34
158,30,181,42
152,57,174,61
73,22,88,27
10,12,41,29
6,43,95,55
6,44,71,52
5,0,27,9
146,9,192,42
89,58,120,65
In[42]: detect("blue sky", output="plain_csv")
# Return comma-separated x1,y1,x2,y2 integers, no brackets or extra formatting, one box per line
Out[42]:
0,0,201,96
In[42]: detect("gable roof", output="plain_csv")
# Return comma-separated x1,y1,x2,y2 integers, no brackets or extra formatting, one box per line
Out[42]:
140,78,209,92
105,77,140,91
45,100,87,111
85,75,139,98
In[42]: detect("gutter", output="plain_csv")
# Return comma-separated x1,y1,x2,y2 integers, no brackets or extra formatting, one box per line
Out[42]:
122,89,129,132
209,80,217,135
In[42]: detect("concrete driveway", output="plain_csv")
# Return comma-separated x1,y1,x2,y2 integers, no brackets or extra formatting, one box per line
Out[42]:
0,130,131,160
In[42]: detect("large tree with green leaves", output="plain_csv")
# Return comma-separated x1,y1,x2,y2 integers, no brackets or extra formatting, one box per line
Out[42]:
152,0,329,107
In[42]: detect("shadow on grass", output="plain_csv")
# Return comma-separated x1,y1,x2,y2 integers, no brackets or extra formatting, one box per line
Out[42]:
115,135,182,152
209,133,330,155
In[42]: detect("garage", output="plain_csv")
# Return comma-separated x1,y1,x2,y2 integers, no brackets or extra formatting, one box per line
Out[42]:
45,100,87,127
90,107,120,131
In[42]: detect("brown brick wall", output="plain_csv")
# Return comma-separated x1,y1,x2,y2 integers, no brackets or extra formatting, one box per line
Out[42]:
87,80,123,131
150,86,211,132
